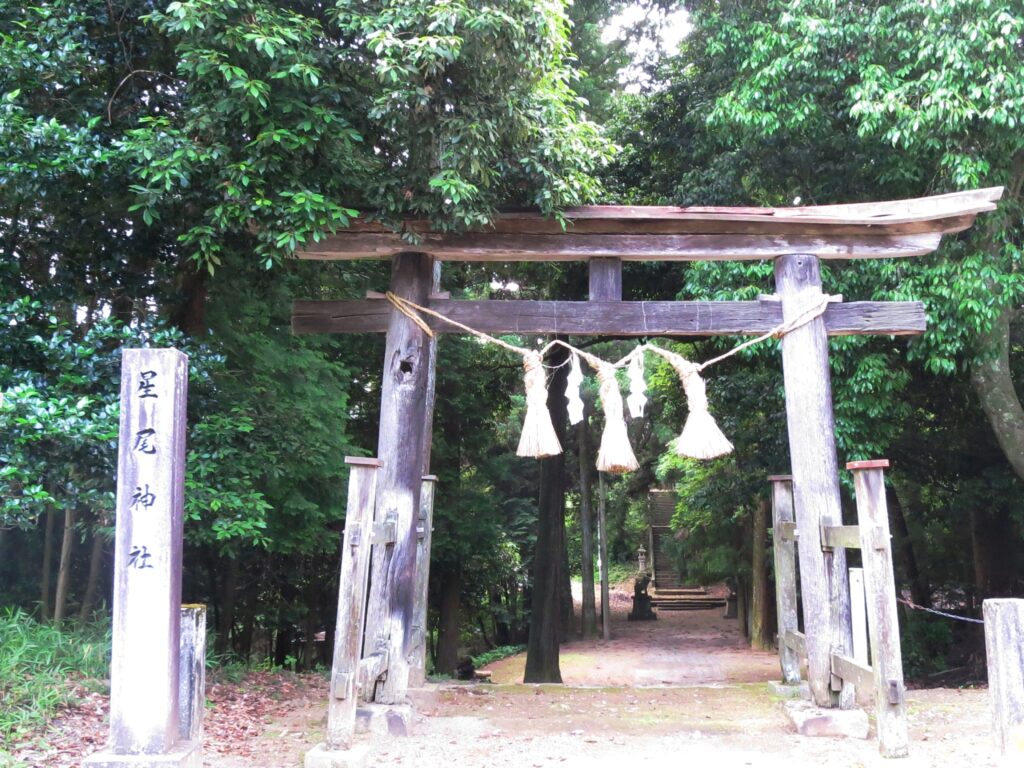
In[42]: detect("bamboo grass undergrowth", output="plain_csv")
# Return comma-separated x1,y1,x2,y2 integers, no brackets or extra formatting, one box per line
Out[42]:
0,608,110,746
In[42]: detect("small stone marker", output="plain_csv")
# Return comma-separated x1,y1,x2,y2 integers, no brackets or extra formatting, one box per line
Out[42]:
86,348,200,767
983,598,1024,758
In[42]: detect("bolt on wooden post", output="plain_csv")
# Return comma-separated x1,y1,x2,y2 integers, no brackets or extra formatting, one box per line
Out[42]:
848,459,909,759
104,349,190,756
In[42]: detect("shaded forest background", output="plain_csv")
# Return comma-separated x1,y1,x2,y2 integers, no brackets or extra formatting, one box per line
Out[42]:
2,0,1022,683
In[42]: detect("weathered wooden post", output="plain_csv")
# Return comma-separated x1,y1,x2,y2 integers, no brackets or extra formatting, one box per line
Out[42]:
769,475,801,685
983,598,1024,758
362,253,434,706
848,459,909,758
590,258,619,645
598,472,611,642
849,569,869,666
775,255,855,708
408,474,437,688
86,348,200,767
306,457,381,768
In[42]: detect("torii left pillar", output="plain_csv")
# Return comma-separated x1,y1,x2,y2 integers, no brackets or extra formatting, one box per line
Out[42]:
362,252,436,704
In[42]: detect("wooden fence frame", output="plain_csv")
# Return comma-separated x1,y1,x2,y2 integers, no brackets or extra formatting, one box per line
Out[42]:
770,461,909,758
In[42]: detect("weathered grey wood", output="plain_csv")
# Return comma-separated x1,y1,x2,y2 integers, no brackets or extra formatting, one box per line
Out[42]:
178,605,206,745
579,410,597,640
751,499,770,650
109,348,188,755
770,477,801,685
849,459,909,758
329,187,1001,235
775,255,855,710
831,653,874,692
983,598,1024,757
293,299,926,337
821,525,862,550
589,258,622,301
775,521,800,542
420,261,441,474
408,475,437,687
598,472,611,642
298,231,944,262
849,569,869,666
327,458,381,749
784,630,807,659
362,253,434,705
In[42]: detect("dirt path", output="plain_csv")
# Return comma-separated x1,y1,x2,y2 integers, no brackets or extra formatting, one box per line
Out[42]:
211,585,999,768
22,584,1001,768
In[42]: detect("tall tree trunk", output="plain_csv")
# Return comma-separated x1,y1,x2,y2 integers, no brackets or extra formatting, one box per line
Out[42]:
970,305,1024,482
435,570,462,676
750,499,770,650
969,506,1017,599
579,409,597,640
52,507,75,624
40,509,56,620
215,555,240,656
886,481,930,607
524,344,569,683
78,523,106,622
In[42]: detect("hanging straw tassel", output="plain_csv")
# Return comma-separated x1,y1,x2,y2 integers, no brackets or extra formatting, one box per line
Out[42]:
516,351,562,458
626,351,647,419
594,363,639,473
647,347,733,460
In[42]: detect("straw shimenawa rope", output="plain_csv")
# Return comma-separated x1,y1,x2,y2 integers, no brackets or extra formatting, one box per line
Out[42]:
644,346,733,460
382,290,838,469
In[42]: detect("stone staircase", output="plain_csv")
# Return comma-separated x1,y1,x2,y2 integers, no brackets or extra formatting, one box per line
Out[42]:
647,490,725,612
648,586,725,611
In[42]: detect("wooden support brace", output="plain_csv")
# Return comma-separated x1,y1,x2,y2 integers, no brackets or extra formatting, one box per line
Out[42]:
326,457,382,750
784,629,808,660
408,475,437,688
820,525,861,551
830,653,873,691
848,459,909,758
769,475,801,685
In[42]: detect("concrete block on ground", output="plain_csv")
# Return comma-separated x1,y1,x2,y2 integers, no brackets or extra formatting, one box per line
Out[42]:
355,703,413,737
83,741,201,768
304,743,370,768
782,701,869,739
768,681,810,700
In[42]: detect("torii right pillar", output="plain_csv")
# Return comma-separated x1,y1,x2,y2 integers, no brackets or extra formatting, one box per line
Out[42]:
775,254,855,708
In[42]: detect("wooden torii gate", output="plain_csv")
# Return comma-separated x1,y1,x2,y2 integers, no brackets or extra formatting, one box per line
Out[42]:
292,187,1001,744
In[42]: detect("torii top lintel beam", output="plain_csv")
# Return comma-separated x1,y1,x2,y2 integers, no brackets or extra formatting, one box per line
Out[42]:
296,187,1003,263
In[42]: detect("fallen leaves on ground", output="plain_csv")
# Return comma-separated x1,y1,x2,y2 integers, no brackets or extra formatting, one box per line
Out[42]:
2,670,327,767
